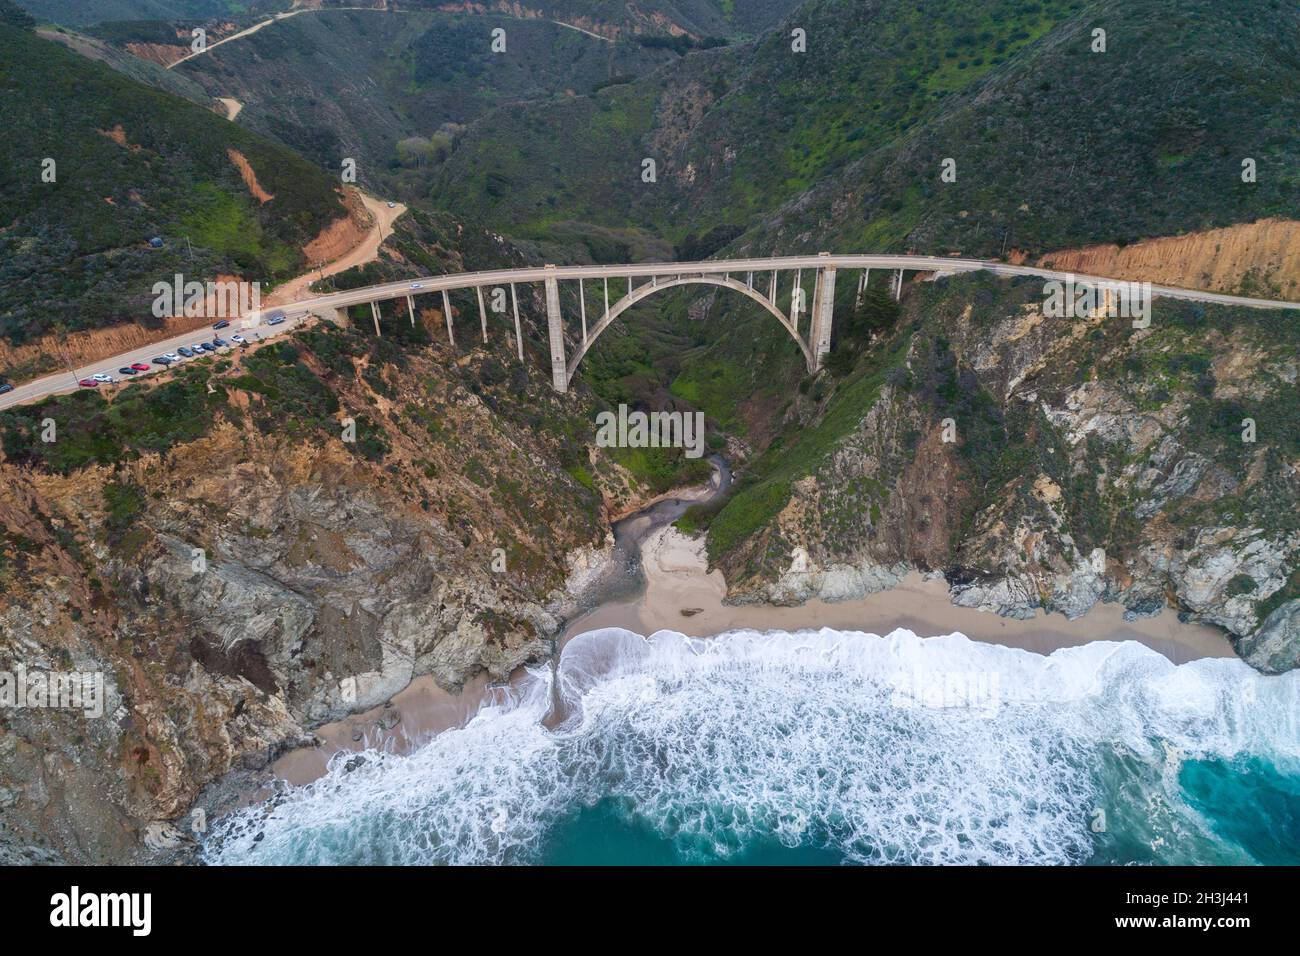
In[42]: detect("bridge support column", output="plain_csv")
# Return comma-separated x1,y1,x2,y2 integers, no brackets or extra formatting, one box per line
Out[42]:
406,295,416,328
510,283,523,361
442,290,455,347
856,269,870,308
476,287,488,343
894,269,903,300
809,265,836,373
790,270,802,330
370,301,381,337
544,275,567,393
579,280,588,344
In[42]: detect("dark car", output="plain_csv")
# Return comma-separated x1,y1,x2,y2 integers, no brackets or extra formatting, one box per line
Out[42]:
177,347,194,357
198,342,215,352
118,367,138,375
212,320,231,330
0,383,13,395
152,356,171,365
212,338,228,348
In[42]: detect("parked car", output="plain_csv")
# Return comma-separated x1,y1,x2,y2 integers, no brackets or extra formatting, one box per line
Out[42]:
387,201,396,208
212,320,231,330
118,367,138,376
267,315,286,326
212,338,228,348
177,347,194,357
91,373,115,384
231,334,247,345
131,363,151,372
0,383,13,395
163,352,181,362
78,378,98,388
152,357,171,366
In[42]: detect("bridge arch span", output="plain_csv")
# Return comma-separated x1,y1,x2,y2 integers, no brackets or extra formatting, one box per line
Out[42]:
564,275,813,387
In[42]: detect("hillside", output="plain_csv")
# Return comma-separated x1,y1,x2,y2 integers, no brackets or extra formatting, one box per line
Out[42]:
0,311,634,861
171,9,678,189
0,10,349,362
430,0,1300,263
13,0,286,27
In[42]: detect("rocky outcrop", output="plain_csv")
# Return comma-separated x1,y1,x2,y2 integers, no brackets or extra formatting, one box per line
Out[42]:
713,275,1300,671
0,328,629,863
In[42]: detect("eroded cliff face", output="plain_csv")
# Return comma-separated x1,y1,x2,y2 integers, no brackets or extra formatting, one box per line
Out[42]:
716,275,1300,673
0,323,632,863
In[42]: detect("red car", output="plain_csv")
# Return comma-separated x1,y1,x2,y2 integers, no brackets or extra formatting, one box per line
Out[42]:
78,378,99,388
130,363,150,372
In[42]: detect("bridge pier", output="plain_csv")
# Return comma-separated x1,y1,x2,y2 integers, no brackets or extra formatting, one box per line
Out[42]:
510,283,523,361
809,264,836,373
406,295,416,328
476,286,488,343
442,290,455,346
894,269,903,300
544,273,567,393
370,300,381,337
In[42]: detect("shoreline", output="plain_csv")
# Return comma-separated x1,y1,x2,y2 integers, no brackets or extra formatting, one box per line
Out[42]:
564,526,1235,663
270,523,1234,787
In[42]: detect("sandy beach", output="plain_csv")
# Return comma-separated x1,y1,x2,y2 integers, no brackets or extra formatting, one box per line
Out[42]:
271,520,1235,786
564,525,1235,663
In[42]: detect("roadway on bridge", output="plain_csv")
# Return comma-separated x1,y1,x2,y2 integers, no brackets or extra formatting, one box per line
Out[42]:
2,255,1298,412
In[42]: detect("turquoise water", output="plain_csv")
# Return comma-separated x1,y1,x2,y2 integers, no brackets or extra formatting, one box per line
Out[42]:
203,628,1300,866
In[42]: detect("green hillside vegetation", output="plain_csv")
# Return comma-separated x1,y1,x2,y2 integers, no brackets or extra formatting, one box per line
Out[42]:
13,0,286,28
432,0,1299,262
745,0,1300,258
0,9,348,348
173,10,677,190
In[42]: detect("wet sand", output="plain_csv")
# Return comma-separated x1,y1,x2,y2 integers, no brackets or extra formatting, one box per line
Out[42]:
562,526,1235,663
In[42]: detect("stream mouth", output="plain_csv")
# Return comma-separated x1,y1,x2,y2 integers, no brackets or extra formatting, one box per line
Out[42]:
571,453,731,613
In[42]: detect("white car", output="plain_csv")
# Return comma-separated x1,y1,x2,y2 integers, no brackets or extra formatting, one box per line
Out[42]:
163,352,181,362
387,201,396,208
91,373,115,384
231,334,247,345
410,282,423,289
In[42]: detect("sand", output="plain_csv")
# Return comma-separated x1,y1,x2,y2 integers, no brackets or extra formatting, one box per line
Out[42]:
271,523,1235,787
562,526,1235,663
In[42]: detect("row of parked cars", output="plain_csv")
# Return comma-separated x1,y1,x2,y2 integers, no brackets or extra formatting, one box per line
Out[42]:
77,332,249,388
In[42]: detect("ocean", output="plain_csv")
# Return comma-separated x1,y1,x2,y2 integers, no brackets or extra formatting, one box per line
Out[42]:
202,627,1300,866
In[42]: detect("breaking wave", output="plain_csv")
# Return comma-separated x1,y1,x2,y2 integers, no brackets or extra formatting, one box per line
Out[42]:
202,628,1300,865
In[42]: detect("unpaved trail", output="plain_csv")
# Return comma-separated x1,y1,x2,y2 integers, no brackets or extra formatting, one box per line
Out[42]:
266,193,407,305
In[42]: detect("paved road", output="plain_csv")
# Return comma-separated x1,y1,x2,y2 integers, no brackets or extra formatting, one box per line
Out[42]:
267,253,1300,317
0,313,311,412
4,254,1297,411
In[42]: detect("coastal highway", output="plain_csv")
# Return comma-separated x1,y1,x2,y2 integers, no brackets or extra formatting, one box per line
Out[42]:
4,254,1299,412
273,254,1300,317
0,311,312,412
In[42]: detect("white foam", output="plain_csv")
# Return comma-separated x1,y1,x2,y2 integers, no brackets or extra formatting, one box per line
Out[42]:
203,628,1299,866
